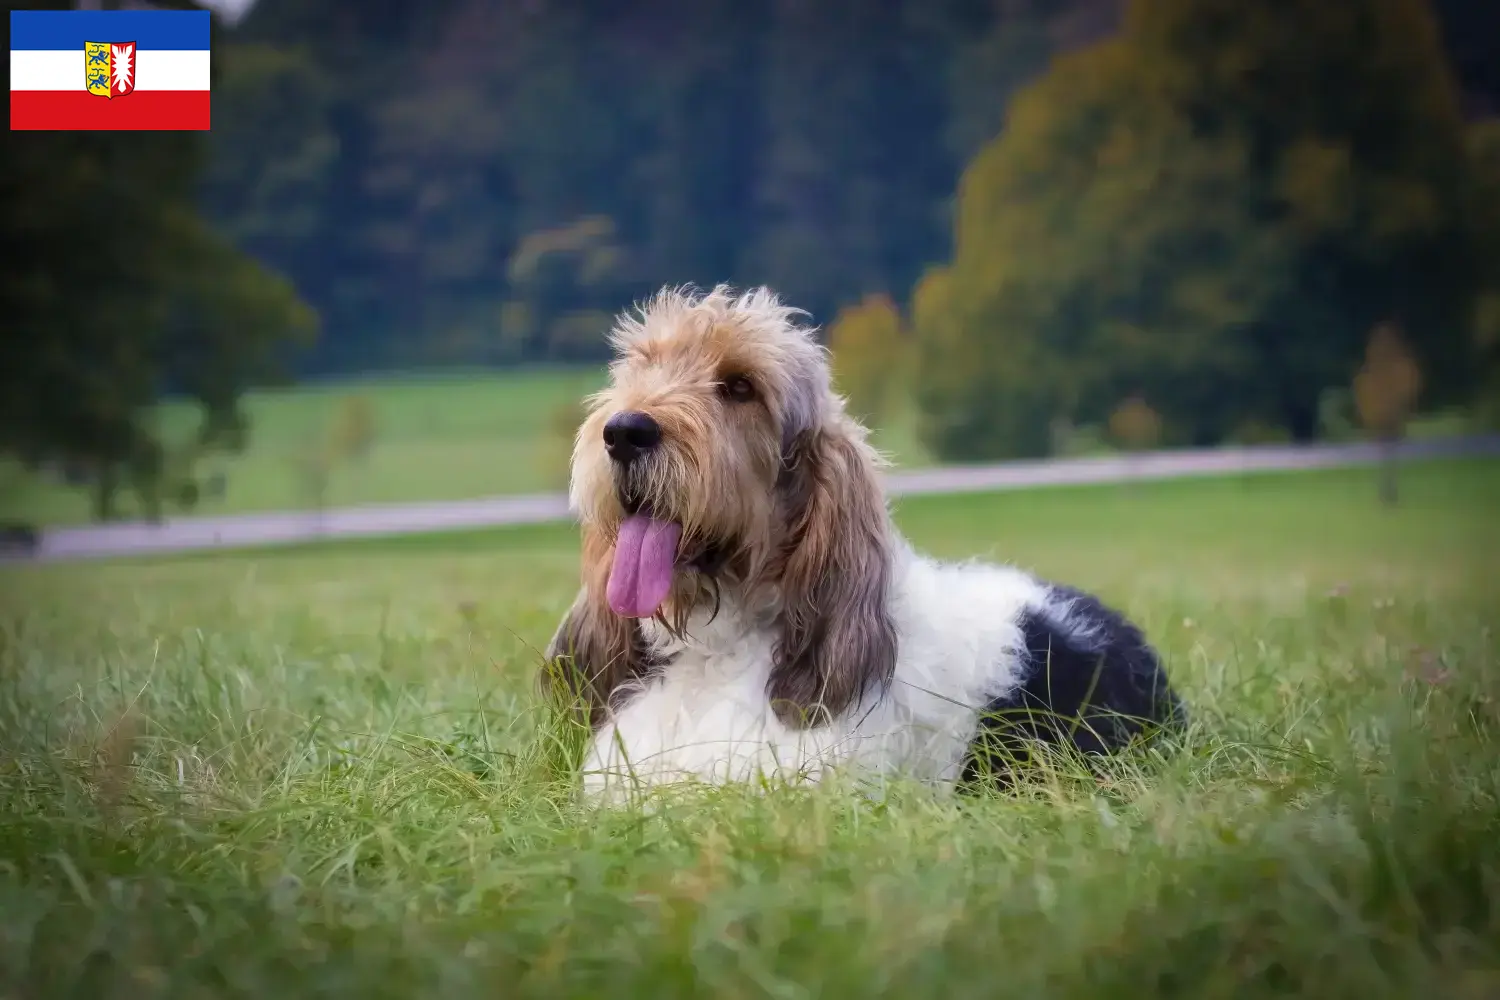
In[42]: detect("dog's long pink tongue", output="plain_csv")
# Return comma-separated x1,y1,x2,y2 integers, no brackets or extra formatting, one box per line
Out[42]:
607,515,682,618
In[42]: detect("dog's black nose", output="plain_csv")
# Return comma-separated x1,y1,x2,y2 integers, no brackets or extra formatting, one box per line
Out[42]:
603,411,662,464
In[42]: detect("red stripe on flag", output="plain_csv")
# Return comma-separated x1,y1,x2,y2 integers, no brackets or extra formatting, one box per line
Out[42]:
10,90,210,131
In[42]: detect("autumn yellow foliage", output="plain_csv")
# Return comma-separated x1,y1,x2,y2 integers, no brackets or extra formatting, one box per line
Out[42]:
1354,321,1423,506
536,397,589,490
328,395,378,464
828,293,908,425
1353,322,1422,442
1107,395,1163,452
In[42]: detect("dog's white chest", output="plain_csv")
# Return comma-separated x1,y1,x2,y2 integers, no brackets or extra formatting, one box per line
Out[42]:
577,554,1047,801
582,637,853,798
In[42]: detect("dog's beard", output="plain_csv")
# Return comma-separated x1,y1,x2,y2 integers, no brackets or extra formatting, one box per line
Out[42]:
605,465,735,622
602,454,765,630
603,465,674,619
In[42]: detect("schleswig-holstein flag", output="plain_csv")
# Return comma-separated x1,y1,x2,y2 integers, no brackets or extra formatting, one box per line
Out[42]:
10,9,211,130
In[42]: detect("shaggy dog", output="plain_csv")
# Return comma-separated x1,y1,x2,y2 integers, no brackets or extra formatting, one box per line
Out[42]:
544,285,1184,801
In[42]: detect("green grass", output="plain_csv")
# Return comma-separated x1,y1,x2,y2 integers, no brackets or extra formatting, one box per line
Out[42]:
0,360,1479,528
2,460,1498,998
0,368,604,526
0,369,938,527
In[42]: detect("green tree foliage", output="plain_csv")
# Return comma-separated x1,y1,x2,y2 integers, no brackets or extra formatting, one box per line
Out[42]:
209,0,1067,368
0,134,313,518
941,0,1121,166
506,217,629,363
828,293,909,426
205,0,465,373
1467,120,1500,426
748,0,954,323
0,2,316,521
208,0,1490,392
13,0,1487,487
912,262,1060,461
1431,0,1500,116
915,0,1483,460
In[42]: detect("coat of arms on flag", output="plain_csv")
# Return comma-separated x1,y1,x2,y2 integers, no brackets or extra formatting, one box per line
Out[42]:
84,41,136,99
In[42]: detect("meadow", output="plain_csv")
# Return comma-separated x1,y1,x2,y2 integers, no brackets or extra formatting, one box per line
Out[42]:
1,459,1498,998
0,369,602,526
0,368,937,527
0,364,1477,529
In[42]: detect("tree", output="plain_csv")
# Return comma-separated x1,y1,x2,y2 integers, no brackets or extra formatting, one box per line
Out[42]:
1431,0,1500,116
506,216,628,363
941,0,1121,166
1107,395,1163,453
913,0,1481,461
329,396,378,464
1467,120,1500,428
537,397,589,491
184,0,1491,388
747,0,953,326
201,0,1137,376
911,262,1062,460
0,86,315,520
1107,393,1163,489
828,293,908,426
290,394,381,518
1354,322,1423,506
207,0,490,374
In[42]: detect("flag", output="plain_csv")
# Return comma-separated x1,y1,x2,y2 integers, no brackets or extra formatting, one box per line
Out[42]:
10,9,211,131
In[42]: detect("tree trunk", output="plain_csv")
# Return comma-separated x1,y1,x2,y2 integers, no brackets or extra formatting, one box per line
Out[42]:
1284,396,1319,443
92,464,118,522
1378,437,1399,507
138,480,164,525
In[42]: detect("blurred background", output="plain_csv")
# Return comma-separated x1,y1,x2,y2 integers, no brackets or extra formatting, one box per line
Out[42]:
3,0,1498,529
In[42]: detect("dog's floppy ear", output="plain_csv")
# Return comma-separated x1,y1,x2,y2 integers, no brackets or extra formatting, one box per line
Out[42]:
540,527,656,728
768,417,897,727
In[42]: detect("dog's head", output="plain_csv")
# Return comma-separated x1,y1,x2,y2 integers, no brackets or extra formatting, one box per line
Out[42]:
547,285,897,727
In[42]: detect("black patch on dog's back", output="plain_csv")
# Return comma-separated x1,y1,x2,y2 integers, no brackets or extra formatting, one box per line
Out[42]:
961,584,1185,788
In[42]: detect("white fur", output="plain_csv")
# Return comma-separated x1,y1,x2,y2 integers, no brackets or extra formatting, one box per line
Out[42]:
583,539,1061,802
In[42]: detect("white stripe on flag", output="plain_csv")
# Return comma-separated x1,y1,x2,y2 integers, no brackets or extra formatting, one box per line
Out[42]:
9,50,210,92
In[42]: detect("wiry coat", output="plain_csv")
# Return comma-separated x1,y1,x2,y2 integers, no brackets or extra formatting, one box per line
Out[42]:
544,286,1184,802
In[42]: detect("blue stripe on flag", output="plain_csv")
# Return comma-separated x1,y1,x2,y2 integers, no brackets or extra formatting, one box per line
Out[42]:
9,10,210,51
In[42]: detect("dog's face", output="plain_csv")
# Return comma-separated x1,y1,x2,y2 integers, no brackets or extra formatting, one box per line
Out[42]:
549,286,897,730
570,288,828,625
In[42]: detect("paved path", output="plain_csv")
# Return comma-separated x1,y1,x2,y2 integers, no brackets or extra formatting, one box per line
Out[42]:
6,435,1497,565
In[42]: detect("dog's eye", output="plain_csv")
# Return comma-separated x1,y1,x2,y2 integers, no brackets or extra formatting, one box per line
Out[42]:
719,375,756,403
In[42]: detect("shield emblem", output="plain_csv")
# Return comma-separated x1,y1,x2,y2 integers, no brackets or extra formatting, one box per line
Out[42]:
84,41,135,99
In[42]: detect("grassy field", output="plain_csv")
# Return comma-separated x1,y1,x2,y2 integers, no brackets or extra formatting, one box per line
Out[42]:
2,361,1476,530
0,369,605,526
0,368,936,527
1,460,1498,998
0,365,1478,528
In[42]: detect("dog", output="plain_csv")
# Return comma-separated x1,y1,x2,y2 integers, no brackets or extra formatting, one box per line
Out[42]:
543,285,1185,801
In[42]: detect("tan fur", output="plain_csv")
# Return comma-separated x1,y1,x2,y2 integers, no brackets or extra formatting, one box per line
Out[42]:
542,285,898,729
